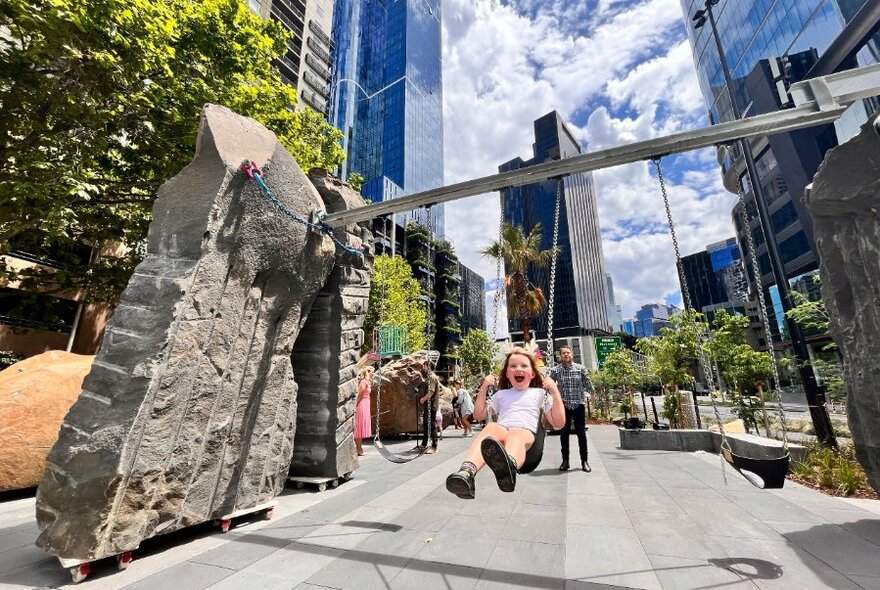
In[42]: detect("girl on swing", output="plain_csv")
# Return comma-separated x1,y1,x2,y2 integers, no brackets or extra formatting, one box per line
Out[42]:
446,347,566,499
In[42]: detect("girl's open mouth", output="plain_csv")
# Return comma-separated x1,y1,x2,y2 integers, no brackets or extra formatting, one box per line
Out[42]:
513,375,526,385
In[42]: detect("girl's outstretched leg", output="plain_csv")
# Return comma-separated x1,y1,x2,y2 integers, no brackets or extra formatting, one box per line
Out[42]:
445,422,510,499
481,428,534,493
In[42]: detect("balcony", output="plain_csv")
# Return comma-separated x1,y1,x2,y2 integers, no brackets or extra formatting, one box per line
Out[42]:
305,53,330,81
308,20,333,49
303,69,329,98
306,36,332,65
270,6,303,36
300,88,327,113
272,0,305,27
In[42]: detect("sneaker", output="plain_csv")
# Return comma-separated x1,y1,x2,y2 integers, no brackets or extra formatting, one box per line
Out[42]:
446,471,476,499
480,437,517,492
425,447,437,454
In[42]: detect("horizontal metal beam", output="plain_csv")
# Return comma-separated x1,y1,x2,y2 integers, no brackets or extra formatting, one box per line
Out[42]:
322,63,880,228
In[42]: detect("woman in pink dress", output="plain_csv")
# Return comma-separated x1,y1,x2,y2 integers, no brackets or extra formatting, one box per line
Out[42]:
355,366,374,456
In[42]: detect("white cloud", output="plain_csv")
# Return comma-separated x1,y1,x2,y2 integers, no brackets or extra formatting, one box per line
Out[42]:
441,0,740,323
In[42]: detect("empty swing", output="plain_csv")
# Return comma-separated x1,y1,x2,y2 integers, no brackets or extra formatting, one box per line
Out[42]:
651,155,790,490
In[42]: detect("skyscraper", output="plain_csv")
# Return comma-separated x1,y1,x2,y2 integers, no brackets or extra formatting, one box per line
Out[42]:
458,262,486,336
329,0,445,237
605,273,624,333
499,111,611,346
681,237,749,321
680,0,879,340
248,0,334,114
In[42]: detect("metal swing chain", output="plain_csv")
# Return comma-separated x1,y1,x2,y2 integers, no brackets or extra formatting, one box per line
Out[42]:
723,145,790,452
545,179,563,368
493,206,504,340
652,158,729,474
373,266,387,442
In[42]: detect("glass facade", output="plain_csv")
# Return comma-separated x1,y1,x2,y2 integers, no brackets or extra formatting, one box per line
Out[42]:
330,0,445,236
680,0,879,342
500,112,611,341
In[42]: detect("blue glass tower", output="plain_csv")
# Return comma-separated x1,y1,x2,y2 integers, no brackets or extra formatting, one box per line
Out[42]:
329,0,444,237
680,0,879,340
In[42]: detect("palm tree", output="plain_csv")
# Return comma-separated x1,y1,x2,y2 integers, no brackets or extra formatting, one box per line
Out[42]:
481,222,559,343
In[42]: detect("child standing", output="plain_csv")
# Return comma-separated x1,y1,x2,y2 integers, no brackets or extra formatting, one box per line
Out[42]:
445,347,565,499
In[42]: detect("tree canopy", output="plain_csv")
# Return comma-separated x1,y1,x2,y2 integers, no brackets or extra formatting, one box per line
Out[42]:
481,222,558,343
636,310,707,390
458,328,495,386
363,255,427,355
1,0,345,302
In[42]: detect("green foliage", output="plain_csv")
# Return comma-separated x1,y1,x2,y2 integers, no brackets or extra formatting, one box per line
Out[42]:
662,390,681,428
347,172,364,192
0,350,26,371
792,442,871,497
786,275,832,335
363,255,426,355
636,309,707,390
730,394,762,433
600,349,638,389
725,345,773,393
458,329,495,385
1,0,345,302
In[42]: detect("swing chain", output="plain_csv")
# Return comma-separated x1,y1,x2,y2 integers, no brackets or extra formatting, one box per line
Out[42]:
545,179,563,368
652,158,724,440
723,145,789,452
493,204,504,339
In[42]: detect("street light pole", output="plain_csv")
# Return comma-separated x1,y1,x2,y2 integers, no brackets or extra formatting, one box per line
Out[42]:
693,0,837,446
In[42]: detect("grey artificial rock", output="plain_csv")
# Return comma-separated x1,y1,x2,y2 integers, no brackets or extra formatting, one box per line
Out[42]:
34,105,355,561
803,116,880,494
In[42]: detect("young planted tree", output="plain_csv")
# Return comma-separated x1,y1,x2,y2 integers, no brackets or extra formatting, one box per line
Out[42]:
1,0,345,302
481,222,558,343
363,255,427,355
601,349,639,417
704,308,750,395
726,345,774,433
458,328,495,386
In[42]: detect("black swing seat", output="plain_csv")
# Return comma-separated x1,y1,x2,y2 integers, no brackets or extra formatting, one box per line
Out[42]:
373,439,426,464
518,425,546,474
721,447,790,489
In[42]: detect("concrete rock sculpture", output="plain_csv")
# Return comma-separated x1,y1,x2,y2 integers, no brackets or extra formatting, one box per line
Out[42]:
0,352,93,491
35,104,366,561
370,355,453,436
804,117,880,494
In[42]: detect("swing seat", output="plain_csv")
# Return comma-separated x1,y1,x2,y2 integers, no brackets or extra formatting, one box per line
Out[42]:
373,439,425,464
721,447,790,489
518,426,545,474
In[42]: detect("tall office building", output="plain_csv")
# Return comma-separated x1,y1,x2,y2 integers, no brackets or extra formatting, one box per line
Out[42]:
605,273,624,333
329,0,445,237
499,111,611,346
680,0,879,341
681,238,749,319
458,262,487,336
248,0,335,114
634,303,678,338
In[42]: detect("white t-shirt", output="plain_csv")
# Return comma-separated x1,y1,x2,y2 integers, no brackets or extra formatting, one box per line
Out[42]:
488,387,553,433
457,388,475,415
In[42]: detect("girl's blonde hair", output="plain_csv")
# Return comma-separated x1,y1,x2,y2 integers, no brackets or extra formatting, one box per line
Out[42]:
497,346,544,390
359,366,375,381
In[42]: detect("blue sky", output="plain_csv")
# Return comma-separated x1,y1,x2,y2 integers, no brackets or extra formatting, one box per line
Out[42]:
440,0,739,336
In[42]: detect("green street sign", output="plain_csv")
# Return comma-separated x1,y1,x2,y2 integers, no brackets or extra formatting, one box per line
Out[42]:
595,336,622,367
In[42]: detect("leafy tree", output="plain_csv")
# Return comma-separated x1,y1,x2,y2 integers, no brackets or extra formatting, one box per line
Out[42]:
347,172,364,192
725,345,773,394
637,310,707,391
704,308,750,393
363,255,426,355
1,0,345,302
481,222,558,343
458,329,495,386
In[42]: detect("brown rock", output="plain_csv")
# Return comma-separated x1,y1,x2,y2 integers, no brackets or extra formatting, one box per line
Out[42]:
369,355,454,436
0,352,94,491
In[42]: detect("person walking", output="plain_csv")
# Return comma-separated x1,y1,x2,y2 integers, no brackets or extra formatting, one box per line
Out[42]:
417,359,439,454
454,379,475,436
354,366,374,456
548,345,594,472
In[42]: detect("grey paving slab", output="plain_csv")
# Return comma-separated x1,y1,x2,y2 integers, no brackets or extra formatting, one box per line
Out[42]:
565,523,662,590
501,503,567,544
719,489,829,524
709,534,866,589
245,539,345,584
646,553,757,589
679,498,782,540
768,520,880,578
629,510,728,560
413,524,499,571
190,532,288,570
849,575,880,589
388,561,480,590
209,570,297,590
478,538,565,590
567,494,630,528
122,561,233,590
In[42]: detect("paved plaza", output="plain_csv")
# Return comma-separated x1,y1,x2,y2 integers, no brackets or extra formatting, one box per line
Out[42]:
1,425,879,589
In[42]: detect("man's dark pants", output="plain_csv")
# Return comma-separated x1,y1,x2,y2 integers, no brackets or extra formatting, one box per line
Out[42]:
560,404,588,463
420,398,437,449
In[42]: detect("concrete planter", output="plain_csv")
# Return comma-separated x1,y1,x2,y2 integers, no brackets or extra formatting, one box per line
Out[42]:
618,428,807,463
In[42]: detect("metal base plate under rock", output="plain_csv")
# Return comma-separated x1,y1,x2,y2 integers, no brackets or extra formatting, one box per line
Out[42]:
288,473,352,492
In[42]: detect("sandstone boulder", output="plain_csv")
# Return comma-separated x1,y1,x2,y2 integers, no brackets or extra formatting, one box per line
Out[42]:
35,104,347,561
0,352,94,491
369,355,454,436
804,117,880,494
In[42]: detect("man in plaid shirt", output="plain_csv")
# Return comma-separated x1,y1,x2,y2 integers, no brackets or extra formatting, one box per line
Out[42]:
548,344,593,472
